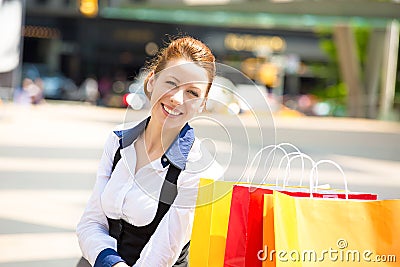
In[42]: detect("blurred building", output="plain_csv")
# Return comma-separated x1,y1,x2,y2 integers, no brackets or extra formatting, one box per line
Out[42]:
23,1,325,84
20,0,400,116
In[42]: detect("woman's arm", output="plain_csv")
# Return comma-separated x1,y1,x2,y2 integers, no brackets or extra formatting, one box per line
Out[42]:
76,132,124,266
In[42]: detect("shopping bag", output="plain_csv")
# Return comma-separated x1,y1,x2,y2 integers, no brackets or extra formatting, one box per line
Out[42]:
189,178,238,267
224,184,378,267
224,185,274,267
273,158,395,267
261,193,275,267
262,159,379,267
223,143,310,267
273,190,400,267
225,153,378,267
224,185,306,267
223,185,298,267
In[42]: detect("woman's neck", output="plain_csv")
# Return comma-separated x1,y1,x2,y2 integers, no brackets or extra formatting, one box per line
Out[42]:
143,119,181,156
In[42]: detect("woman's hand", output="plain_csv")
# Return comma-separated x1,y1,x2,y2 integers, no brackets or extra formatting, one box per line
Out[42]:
113,262,130,267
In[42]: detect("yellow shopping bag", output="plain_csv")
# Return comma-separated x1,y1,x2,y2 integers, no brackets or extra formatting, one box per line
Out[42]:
273,191,400,267
189,178,237,267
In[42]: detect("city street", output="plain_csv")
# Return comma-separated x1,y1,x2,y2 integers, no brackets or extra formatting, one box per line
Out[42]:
0,101,399,266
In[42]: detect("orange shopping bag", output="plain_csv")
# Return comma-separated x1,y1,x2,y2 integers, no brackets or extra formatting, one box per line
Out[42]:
261,160,379,267
272,160,399,267
273,191,400,266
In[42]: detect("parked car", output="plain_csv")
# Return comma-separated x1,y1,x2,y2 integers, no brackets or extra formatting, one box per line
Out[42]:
22,63,79,100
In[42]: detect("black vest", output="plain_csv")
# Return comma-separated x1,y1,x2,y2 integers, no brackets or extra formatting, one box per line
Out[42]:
107,146,190,266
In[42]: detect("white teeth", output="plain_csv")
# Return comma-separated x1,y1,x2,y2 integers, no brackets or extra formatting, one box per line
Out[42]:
163,104,181,115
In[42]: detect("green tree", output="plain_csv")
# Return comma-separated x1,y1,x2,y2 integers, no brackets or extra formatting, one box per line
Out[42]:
310,27,373,116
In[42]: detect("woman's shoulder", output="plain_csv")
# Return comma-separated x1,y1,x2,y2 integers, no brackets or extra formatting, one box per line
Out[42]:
112,121,142,133
102,121,143,149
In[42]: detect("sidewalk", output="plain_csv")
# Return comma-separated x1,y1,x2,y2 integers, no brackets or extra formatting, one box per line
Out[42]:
0,101,399,266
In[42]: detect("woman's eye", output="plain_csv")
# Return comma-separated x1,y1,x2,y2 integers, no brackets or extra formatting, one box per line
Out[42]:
187,90,199,97
166,81,178,87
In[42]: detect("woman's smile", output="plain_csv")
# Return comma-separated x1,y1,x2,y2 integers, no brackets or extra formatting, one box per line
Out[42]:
161,103,183,116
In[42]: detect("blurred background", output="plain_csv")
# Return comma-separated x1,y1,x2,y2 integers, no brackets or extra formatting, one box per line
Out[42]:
0,0,399,118
0,0,400,266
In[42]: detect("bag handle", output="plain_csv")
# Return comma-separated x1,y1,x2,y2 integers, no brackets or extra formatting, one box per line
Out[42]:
246,143,301,184
246,144,281,184
281,152,316,188
309,159,349,199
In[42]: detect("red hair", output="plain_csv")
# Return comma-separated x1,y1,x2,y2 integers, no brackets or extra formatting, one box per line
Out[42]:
143,36,216,99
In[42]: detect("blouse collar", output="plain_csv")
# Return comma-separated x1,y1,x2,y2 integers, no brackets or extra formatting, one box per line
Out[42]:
113,117,195,170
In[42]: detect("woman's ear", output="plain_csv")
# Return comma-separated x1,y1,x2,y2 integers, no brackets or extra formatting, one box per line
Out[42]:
145,71,154,99
198,98,207,113
146,71,155,95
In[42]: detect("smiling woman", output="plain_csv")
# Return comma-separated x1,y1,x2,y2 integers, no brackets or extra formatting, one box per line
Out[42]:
76,36,223,267
146,59,210,131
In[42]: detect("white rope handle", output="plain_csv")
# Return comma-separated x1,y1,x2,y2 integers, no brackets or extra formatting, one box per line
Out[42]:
246,143,302,184
275,143,304,186
282,153,316,189
276,152,302,186
263,143,303,185
246,144,283,184
271,143,302,186
309,159,349,199
277,143,302,156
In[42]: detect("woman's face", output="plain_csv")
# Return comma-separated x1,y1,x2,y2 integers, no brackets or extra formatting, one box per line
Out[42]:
147,59,210,130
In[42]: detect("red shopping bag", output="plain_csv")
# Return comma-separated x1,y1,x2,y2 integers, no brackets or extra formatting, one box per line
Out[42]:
224,185,311,267
224,185,274,267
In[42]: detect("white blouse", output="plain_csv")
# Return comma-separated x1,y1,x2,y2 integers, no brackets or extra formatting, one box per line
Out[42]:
76,119,224,266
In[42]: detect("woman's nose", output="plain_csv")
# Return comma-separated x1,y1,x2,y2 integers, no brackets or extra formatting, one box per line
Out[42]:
170,88,184,104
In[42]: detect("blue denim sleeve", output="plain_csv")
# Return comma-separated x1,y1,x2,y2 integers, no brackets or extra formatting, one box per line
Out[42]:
94,248,125,267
